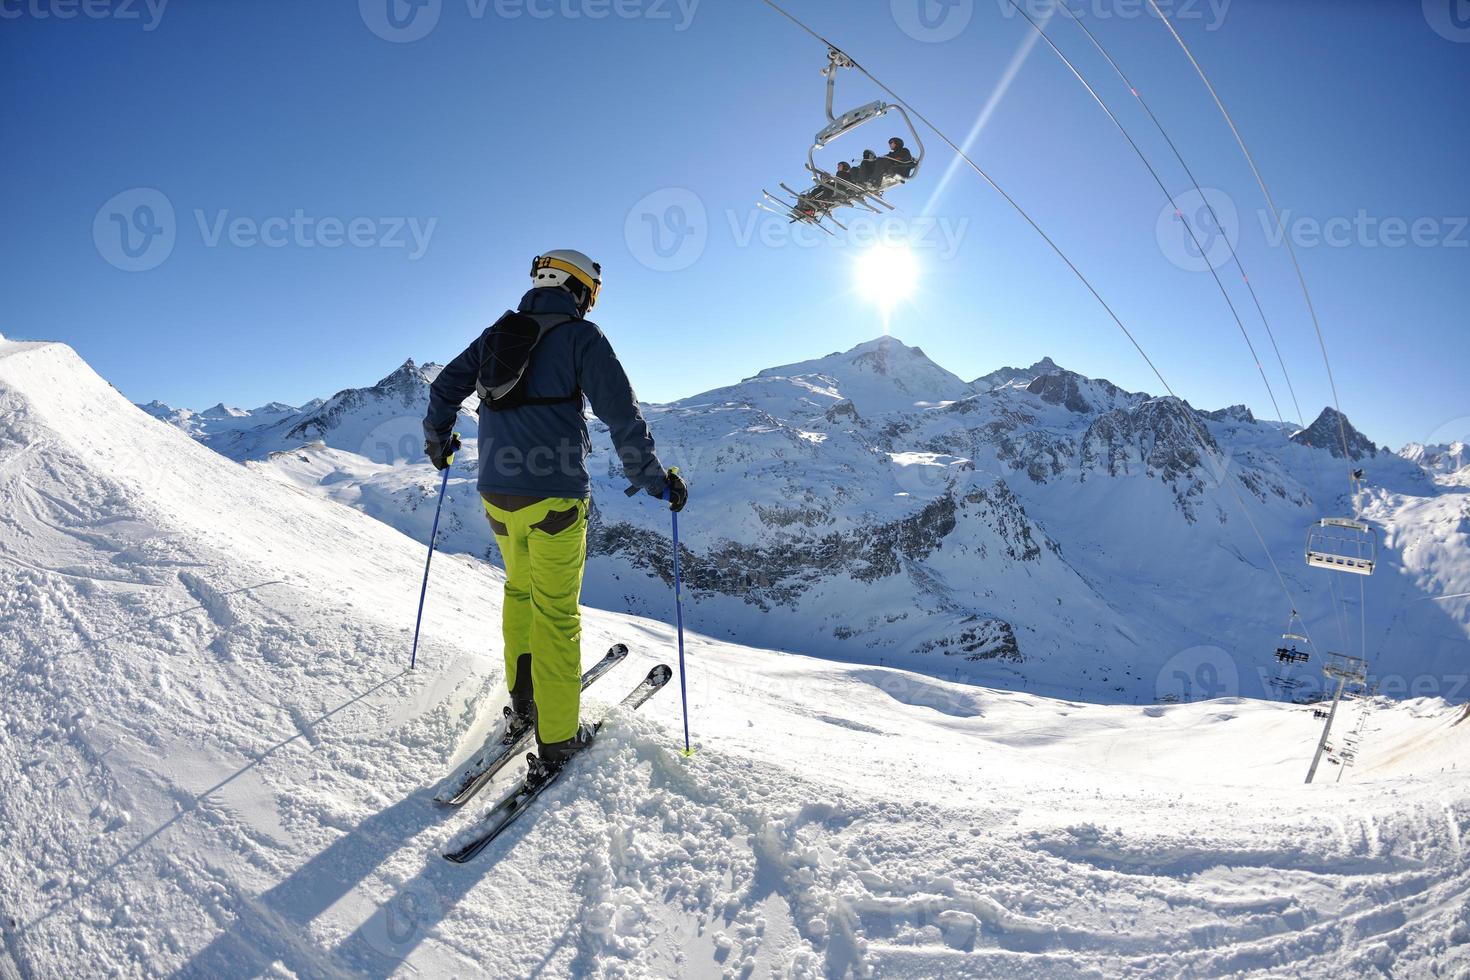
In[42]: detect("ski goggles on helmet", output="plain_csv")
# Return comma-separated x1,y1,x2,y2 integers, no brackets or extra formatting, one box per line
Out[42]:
531,254,602,308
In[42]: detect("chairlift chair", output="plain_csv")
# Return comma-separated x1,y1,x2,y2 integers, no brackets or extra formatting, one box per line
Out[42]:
1305,471,1377,575
762,47,926,230
1305,517,1378,576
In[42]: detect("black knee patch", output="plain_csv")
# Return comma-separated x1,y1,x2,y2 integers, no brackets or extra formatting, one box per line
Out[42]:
510,652,534,712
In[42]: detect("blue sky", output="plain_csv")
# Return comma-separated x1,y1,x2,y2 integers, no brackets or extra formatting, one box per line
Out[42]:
2,0,1467,450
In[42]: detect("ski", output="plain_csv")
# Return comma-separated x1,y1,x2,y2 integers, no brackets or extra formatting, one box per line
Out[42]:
434,644,630,806
442,664,673,864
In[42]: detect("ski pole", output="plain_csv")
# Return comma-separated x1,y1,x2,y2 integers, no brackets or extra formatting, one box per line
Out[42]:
626,466,693,755
668,483,693,757
410,433,458,670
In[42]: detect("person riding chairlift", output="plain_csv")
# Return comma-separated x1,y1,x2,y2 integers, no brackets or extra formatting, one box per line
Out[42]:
801,161,854,214
872,136,915,186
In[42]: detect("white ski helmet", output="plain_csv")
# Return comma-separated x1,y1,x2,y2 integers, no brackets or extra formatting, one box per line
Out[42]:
530,249,602,312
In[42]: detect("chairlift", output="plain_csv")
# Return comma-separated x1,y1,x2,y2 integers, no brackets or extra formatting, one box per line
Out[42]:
1305,517,1377,575
1305,471,1377,575
760,47,926,232
1272,610,1312,664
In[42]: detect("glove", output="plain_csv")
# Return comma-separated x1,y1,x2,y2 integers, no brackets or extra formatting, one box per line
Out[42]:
658,468,688,514
424,432,461,471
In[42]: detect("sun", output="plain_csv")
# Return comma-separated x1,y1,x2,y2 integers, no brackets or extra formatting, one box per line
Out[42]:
853,244,919,314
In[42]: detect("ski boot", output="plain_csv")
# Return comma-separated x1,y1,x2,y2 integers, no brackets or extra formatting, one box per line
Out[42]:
499,653,536,745
532,723,596,780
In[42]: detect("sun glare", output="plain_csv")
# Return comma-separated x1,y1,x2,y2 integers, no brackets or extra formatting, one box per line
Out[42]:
854,245,919,315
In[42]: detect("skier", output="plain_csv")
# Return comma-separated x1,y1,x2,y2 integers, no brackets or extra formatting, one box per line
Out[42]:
422,249,687,770
869,137,915,188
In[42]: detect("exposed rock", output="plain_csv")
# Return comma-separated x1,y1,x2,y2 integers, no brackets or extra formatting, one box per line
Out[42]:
1291,407,1379,459
914,617,1021,662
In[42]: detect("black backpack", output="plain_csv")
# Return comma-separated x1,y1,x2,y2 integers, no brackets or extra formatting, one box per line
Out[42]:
474,311,580,411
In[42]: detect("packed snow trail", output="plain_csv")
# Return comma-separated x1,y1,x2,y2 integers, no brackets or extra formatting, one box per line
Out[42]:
1,338,1468,977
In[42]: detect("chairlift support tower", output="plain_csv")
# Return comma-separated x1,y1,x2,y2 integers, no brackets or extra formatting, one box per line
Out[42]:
1305,653,1368,784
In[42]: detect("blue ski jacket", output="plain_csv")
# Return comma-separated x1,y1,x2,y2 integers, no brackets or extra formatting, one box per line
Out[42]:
423,287,669,500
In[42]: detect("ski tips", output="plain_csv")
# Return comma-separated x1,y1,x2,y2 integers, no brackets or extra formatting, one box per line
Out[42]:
649,664,674,686
607,643,629,659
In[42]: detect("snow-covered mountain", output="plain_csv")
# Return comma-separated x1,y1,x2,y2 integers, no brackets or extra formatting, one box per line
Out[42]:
142,336,1469,706
137,398,304,439
11,336,1470,978
1402,440,1470,477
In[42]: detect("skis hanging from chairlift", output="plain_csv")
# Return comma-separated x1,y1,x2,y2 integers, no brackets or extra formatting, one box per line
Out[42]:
1304,469,1377,575
760,47,925,232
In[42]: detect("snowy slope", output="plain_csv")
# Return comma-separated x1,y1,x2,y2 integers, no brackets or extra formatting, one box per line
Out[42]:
4,338,1470,977
156,336,1470,706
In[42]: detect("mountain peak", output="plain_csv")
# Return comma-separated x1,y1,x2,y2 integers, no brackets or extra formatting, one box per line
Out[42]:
1291,407,1378,459
374,358,426,390
973,356,1066,390
749,335,973,415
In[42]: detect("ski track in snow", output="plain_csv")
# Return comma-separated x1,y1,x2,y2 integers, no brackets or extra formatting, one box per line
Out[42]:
2,338,1469,977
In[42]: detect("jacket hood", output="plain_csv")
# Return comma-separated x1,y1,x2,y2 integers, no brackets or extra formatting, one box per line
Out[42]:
518,286,583,317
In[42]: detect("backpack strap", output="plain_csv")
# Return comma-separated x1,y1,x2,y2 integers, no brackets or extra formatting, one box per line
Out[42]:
475,312,581,408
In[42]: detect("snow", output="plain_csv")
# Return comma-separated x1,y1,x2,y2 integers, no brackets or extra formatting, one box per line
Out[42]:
4,341,1470,976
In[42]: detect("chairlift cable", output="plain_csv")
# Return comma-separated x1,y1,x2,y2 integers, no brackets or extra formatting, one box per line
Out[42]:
1001,0,1290,435
1051,0,1307,433
757,0,1320,657
1144,0,1355,473
758,0,1171,396
1359,575,1368,664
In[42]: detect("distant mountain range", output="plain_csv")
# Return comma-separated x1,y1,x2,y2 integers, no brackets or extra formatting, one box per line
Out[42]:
139,336,1470,703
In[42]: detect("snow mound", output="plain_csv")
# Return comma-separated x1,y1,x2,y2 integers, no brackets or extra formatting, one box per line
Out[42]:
2,338,1469,977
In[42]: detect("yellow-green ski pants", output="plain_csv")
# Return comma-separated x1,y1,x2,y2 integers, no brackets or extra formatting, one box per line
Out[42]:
481,493,589,744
